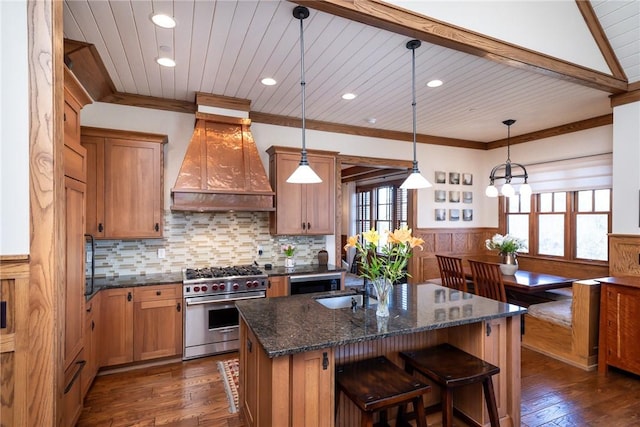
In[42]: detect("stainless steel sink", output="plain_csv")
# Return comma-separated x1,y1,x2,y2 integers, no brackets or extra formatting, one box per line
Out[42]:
315,294,377,309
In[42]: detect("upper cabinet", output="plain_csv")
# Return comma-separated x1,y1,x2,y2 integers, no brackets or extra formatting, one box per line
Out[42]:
267,146,336,236
81,127,167,239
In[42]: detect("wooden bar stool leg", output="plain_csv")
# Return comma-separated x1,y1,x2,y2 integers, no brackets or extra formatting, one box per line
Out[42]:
482,377,501,427
413,396,428,427
361,411,374,427
442,387,454,427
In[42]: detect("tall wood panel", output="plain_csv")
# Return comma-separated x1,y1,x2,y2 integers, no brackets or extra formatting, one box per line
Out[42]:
608,234,640,276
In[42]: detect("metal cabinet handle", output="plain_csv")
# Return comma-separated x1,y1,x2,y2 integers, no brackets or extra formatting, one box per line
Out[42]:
64,360,86,394
98,223,104,232
155,223,160,232
176,302,181,312
307,222,311,230
247,338,253,353
156,291,161,296
127,292,132,302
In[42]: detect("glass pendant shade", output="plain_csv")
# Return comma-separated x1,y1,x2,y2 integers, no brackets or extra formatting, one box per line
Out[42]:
519,182,532,198
286,163,322,184
485,185,499,197
400,39,432,190
501,182,515,197
401,169,433,189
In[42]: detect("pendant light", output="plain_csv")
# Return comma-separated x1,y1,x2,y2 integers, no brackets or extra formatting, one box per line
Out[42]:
485,119,532,198
286,6,322,184
400,40,432,190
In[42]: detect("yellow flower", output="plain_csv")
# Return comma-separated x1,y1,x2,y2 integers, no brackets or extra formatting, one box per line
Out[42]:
362,229,380,245
409,236,425,250
344,234,359,251
388,226,412,244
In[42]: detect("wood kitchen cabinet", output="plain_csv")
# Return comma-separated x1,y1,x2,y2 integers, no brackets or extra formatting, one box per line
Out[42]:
598,277,640,376
133,284,183,361
100,284,182,367
81,127,167,239
62,66,92,427
82,294,100,398
239,318,334,427
267,275,288,297
100,288,134,366
268,146,336,235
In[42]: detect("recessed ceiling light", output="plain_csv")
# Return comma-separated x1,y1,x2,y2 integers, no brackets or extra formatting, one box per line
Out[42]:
261,77,277,86
342,93,357,100
156,57,176,67
151,14,176,29
366,118,377,124
427,79,443,88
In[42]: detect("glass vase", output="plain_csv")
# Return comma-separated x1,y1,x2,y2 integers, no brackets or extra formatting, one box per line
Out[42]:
372,277,393,317
284,257,295,268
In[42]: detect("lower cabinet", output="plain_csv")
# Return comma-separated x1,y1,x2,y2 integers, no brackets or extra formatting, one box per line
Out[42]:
100,284,182,367
267,275,288,297
81,294,101,397
61,350,85,427
133,285,183,361
239,318,334,427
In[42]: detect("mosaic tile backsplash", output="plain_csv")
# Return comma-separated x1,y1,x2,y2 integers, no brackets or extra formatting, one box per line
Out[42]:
89,211,328,277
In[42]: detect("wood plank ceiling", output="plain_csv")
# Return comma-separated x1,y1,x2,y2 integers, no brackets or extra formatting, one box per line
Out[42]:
63,0,639,144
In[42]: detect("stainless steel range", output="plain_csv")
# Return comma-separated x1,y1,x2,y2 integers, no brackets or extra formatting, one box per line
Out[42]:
182,265,267,360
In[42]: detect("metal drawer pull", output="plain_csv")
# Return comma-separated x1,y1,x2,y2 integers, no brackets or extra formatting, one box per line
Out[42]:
64,360,86,394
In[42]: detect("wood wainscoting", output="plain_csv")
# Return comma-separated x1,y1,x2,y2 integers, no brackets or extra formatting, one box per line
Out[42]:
0,256,30,427
410,228,609,284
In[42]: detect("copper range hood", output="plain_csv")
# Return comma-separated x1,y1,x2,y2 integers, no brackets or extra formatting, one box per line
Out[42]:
171,112,274,212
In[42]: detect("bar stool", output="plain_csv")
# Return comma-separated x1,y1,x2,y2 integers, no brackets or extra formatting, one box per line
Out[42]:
336,356,430,427
399,343,500,427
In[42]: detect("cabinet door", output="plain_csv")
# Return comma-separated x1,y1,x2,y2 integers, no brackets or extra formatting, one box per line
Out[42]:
272,153,305,235
82,295,100,398
133,297,182,361
104,138,162,238
291,348,334,427
64,176,86,371
605,285,640,374
267,276,288,297
304,155,335,235
82,136,105,237
241,322,259,427
100,288,134,366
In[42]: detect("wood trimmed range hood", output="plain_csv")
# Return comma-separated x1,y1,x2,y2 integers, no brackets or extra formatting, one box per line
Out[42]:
171,111,275,212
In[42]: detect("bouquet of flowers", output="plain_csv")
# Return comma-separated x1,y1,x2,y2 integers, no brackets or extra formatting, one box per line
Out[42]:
344,226,424,284
485,233,527,254
282,244,295,257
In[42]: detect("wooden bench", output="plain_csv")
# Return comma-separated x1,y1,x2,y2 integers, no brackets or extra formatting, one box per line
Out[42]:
522,280,601,371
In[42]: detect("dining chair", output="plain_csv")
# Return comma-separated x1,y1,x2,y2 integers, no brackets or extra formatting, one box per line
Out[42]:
468,260,507,302
436,255,469,292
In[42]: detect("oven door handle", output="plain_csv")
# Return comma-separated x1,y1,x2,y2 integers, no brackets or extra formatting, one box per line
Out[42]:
185,294,265,306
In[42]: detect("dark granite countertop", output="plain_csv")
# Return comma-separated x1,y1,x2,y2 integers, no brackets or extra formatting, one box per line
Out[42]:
265,263,345,277
85,271,183,300
236,282,526,358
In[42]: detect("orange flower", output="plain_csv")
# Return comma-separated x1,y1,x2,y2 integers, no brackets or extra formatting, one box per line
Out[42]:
409,236,425,250
344,234,359,251
388,226,412,244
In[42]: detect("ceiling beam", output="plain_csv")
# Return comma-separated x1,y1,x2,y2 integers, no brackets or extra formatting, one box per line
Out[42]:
342,167,407,183
298,0,628,93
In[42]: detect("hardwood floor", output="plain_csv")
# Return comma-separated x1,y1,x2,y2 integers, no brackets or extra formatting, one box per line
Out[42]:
78,349,640,426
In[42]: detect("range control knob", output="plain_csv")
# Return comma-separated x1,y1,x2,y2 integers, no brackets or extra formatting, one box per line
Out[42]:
233,283,240,290
201,285,208,292
212,284,219,291
219,283,226,290
251,280,260,288
245,281,252,288
194,286,200,292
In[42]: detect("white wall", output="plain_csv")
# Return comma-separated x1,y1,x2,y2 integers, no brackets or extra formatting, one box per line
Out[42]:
612,101,640,233
0,0,29,255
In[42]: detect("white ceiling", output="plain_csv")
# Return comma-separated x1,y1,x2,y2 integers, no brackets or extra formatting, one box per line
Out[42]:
63,0,639,143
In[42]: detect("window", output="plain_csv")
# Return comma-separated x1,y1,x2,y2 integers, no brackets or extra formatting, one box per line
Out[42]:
504,189,610,262
356,184,407,247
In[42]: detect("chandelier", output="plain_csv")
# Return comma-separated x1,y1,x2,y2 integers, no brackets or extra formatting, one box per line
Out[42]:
485,119,532,198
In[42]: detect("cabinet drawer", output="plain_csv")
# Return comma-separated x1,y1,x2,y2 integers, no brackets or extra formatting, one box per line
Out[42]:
134,284,181,302
64,143,86,182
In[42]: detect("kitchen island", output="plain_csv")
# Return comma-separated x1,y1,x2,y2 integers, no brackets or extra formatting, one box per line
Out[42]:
236,282,526,427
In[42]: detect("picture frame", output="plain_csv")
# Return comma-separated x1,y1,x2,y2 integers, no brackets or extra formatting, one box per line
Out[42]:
449,209,460,221
434,190,446,203
449,191,460,203
435,208,446,221
449,172,460,185
462,173,473,186
462,209,473,221
463,191,473,203
435,171,446,184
